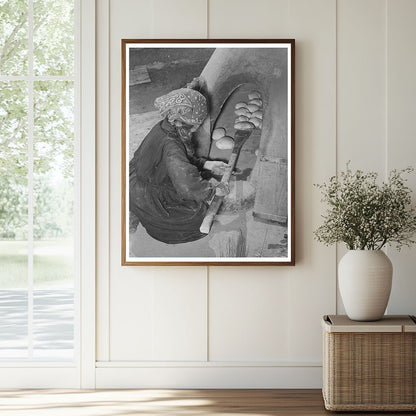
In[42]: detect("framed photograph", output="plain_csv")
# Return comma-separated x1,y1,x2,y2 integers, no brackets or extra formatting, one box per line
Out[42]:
122,39,295,265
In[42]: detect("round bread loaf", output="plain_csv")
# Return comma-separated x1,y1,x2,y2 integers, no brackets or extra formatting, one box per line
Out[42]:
252,110,263,119
212,127,226,141
248,91,261,100
249,98,262,107
249,117,261,128
235,108,251,117
234,121,255,131
215,136,234,150
246,104,260,113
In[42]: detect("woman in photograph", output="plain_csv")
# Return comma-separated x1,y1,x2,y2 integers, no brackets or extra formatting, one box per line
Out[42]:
129,85,228,244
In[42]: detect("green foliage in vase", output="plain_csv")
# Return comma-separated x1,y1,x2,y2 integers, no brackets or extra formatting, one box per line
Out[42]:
314,164,416,250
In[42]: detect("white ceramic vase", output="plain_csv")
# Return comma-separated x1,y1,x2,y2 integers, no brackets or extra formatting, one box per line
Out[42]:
338,250,393,321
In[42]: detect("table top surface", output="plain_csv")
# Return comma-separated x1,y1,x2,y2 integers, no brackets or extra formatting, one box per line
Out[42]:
323,315,416,333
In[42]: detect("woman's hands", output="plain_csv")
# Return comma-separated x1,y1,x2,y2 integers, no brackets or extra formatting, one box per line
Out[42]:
214,182,229,196
203,160,228,176
205,160,234,196
208,178,230,196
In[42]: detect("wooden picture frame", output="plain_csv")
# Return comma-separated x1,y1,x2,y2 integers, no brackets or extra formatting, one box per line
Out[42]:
122,39,295,265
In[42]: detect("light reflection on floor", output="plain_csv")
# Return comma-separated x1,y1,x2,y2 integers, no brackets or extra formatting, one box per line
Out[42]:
1,388,404,416
0,389,238,416
1,388,406,416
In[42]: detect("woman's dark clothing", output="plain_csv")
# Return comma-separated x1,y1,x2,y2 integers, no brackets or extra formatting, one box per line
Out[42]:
129,119,214,244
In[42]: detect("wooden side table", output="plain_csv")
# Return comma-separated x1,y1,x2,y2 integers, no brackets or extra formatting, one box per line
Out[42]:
322,315,416,411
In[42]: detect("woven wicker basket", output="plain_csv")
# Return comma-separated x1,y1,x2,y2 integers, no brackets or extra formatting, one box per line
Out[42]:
322,315,416,411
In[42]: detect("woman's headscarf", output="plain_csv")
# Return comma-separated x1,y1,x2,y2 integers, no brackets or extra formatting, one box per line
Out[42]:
154,88,208,127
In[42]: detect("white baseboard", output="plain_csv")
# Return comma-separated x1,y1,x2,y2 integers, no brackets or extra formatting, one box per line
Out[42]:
96,365,323,389
0,364,323,389
0,367,79,388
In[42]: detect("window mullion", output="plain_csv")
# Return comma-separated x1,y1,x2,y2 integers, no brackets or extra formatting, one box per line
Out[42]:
27,0,34,360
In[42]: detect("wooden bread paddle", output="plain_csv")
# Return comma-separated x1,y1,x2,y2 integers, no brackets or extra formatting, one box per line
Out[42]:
200,124,254,234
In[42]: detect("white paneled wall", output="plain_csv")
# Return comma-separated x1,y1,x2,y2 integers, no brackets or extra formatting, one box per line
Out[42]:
96,0,416,388
336,0,388,313
386,0,416,314
110,268,208,361
337,0,387,172
209,267,290,362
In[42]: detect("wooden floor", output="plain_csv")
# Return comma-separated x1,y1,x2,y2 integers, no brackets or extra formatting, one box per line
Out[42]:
0,389,413,415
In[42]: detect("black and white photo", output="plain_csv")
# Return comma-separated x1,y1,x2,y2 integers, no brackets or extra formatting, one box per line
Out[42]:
122,40,295,265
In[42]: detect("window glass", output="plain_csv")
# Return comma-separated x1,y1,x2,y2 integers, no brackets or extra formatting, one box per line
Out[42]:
0,0,28,75
33,0,74,76
0,81,29,360
33,81,74,359
0,0,76,362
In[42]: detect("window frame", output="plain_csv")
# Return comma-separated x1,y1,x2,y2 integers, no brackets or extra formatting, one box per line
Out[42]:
0,0,96,388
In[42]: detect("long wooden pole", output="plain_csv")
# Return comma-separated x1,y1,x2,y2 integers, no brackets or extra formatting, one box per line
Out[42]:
200,129,253,234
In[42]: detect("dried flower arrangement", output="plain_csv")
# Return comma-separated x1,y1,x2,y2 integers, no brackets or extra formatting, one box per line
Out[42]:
314,164,416,250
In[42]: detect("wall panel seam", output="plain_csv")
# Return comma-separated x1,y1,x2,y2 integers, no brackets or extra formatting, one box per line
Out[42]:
106,0,111,361
335,0,339,314
385,0,389,178
206,266,210,362
206,0,209,39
